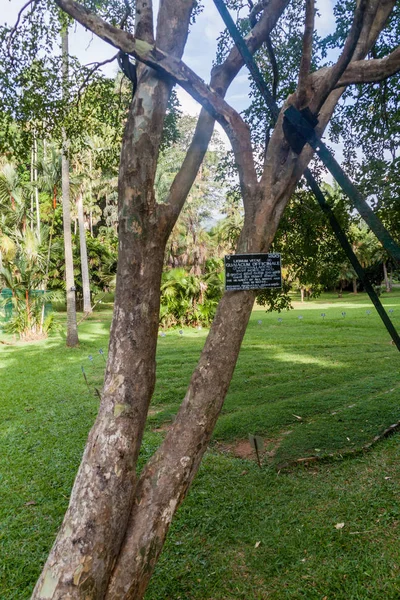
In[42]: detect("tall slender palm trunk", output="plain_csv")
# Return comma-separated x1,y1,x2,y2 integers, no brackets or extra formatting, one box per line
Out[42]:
61,28,79,347
76,191,92,313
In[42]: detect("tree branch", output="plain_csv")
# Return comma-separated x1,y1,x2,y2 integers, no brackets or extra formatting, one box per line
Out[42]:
119,0,132,31
311,0,368,112
296,0,314,108
336,45,400,87
6,0,38,57
135,0,154,45
161,0,290,223
76,53,119,103
54,0,258,200
308,1,398,107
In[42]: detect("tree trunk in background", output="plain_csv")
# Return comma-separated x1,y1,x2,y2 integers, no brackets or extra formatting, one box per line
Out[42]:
352,277,357,294
33,132,41,241
383,261,391,292
77,191,92,313
30,144,34,229
61,28,79,347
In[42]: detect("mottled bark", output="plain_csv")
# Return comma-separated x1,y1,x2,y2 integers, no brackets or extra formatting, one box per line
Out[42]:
106,287,257,600
76,192,92,313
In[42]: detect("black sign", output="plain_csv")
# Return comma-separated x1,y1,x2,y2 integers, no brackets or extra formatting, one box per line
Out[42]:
224,253,282,291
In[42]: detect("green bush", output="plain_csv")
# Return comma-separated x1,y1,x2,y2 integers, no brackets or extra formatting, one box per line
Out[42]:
160,262,224,328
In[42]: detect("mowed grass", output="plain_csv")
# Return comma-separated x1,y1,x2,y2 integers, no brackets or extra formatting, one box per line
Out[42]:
0,291,400,599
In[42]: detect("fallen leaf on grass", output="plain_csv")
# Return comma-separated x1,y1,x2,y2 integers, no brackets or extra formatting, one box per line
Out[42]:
335,522,345,530
25,501,36,506
254,541,261,548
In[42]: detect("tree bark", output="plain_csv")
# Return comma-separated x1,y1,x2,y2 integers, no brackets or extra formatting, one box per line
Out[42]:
76,191,92,313
352,277,358,294
106,287,257,600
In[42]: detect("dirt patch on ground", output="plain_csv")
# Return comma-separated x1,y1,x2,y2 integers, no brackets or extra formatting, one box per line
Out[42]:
153,422,173,433
215,431,293,463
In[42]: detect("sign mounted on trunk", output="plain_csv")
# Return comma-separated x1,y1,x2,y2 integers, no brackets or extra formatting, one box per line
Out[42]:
224,253,282,291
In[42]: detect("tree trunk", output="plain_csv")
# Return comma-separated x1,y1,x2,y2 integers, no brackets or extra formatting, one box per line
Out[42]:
300,287,304,302
31,233,167,599
352,277,357,294
77,191,92,313
32,0,196,593
34,132,41,241
106,288,256,599
30,144,34,229
383,261,391,292
61,29,79,347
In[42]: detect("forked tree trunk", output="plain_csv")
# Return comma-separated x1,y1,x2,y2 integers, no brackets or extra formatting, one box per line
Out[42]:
76,191,92,313
32,232,167,599
32,0,398,597
32,1,195,595
106,287,257,599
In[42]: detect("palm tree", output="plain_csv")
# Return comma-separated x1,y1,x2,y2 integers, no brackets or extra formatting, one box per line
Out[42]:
38,146,62,209
0,162,28,228
0,227,59,339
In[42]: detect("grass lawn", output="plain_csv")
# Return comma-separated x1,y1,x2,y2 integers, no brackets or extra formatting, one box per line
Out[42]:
1,291,400,598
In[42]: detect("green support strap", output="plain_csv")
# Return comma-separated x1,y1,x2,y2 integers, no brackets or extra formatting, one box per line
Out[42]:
284,106,400,265
305,171,400,352
213,0,400,351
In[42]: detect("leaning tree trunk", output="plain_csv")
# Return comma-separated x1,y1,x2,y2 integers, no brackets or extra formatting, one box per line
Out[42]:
31,2,196,596
76,191,92,313
105,286,257,599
